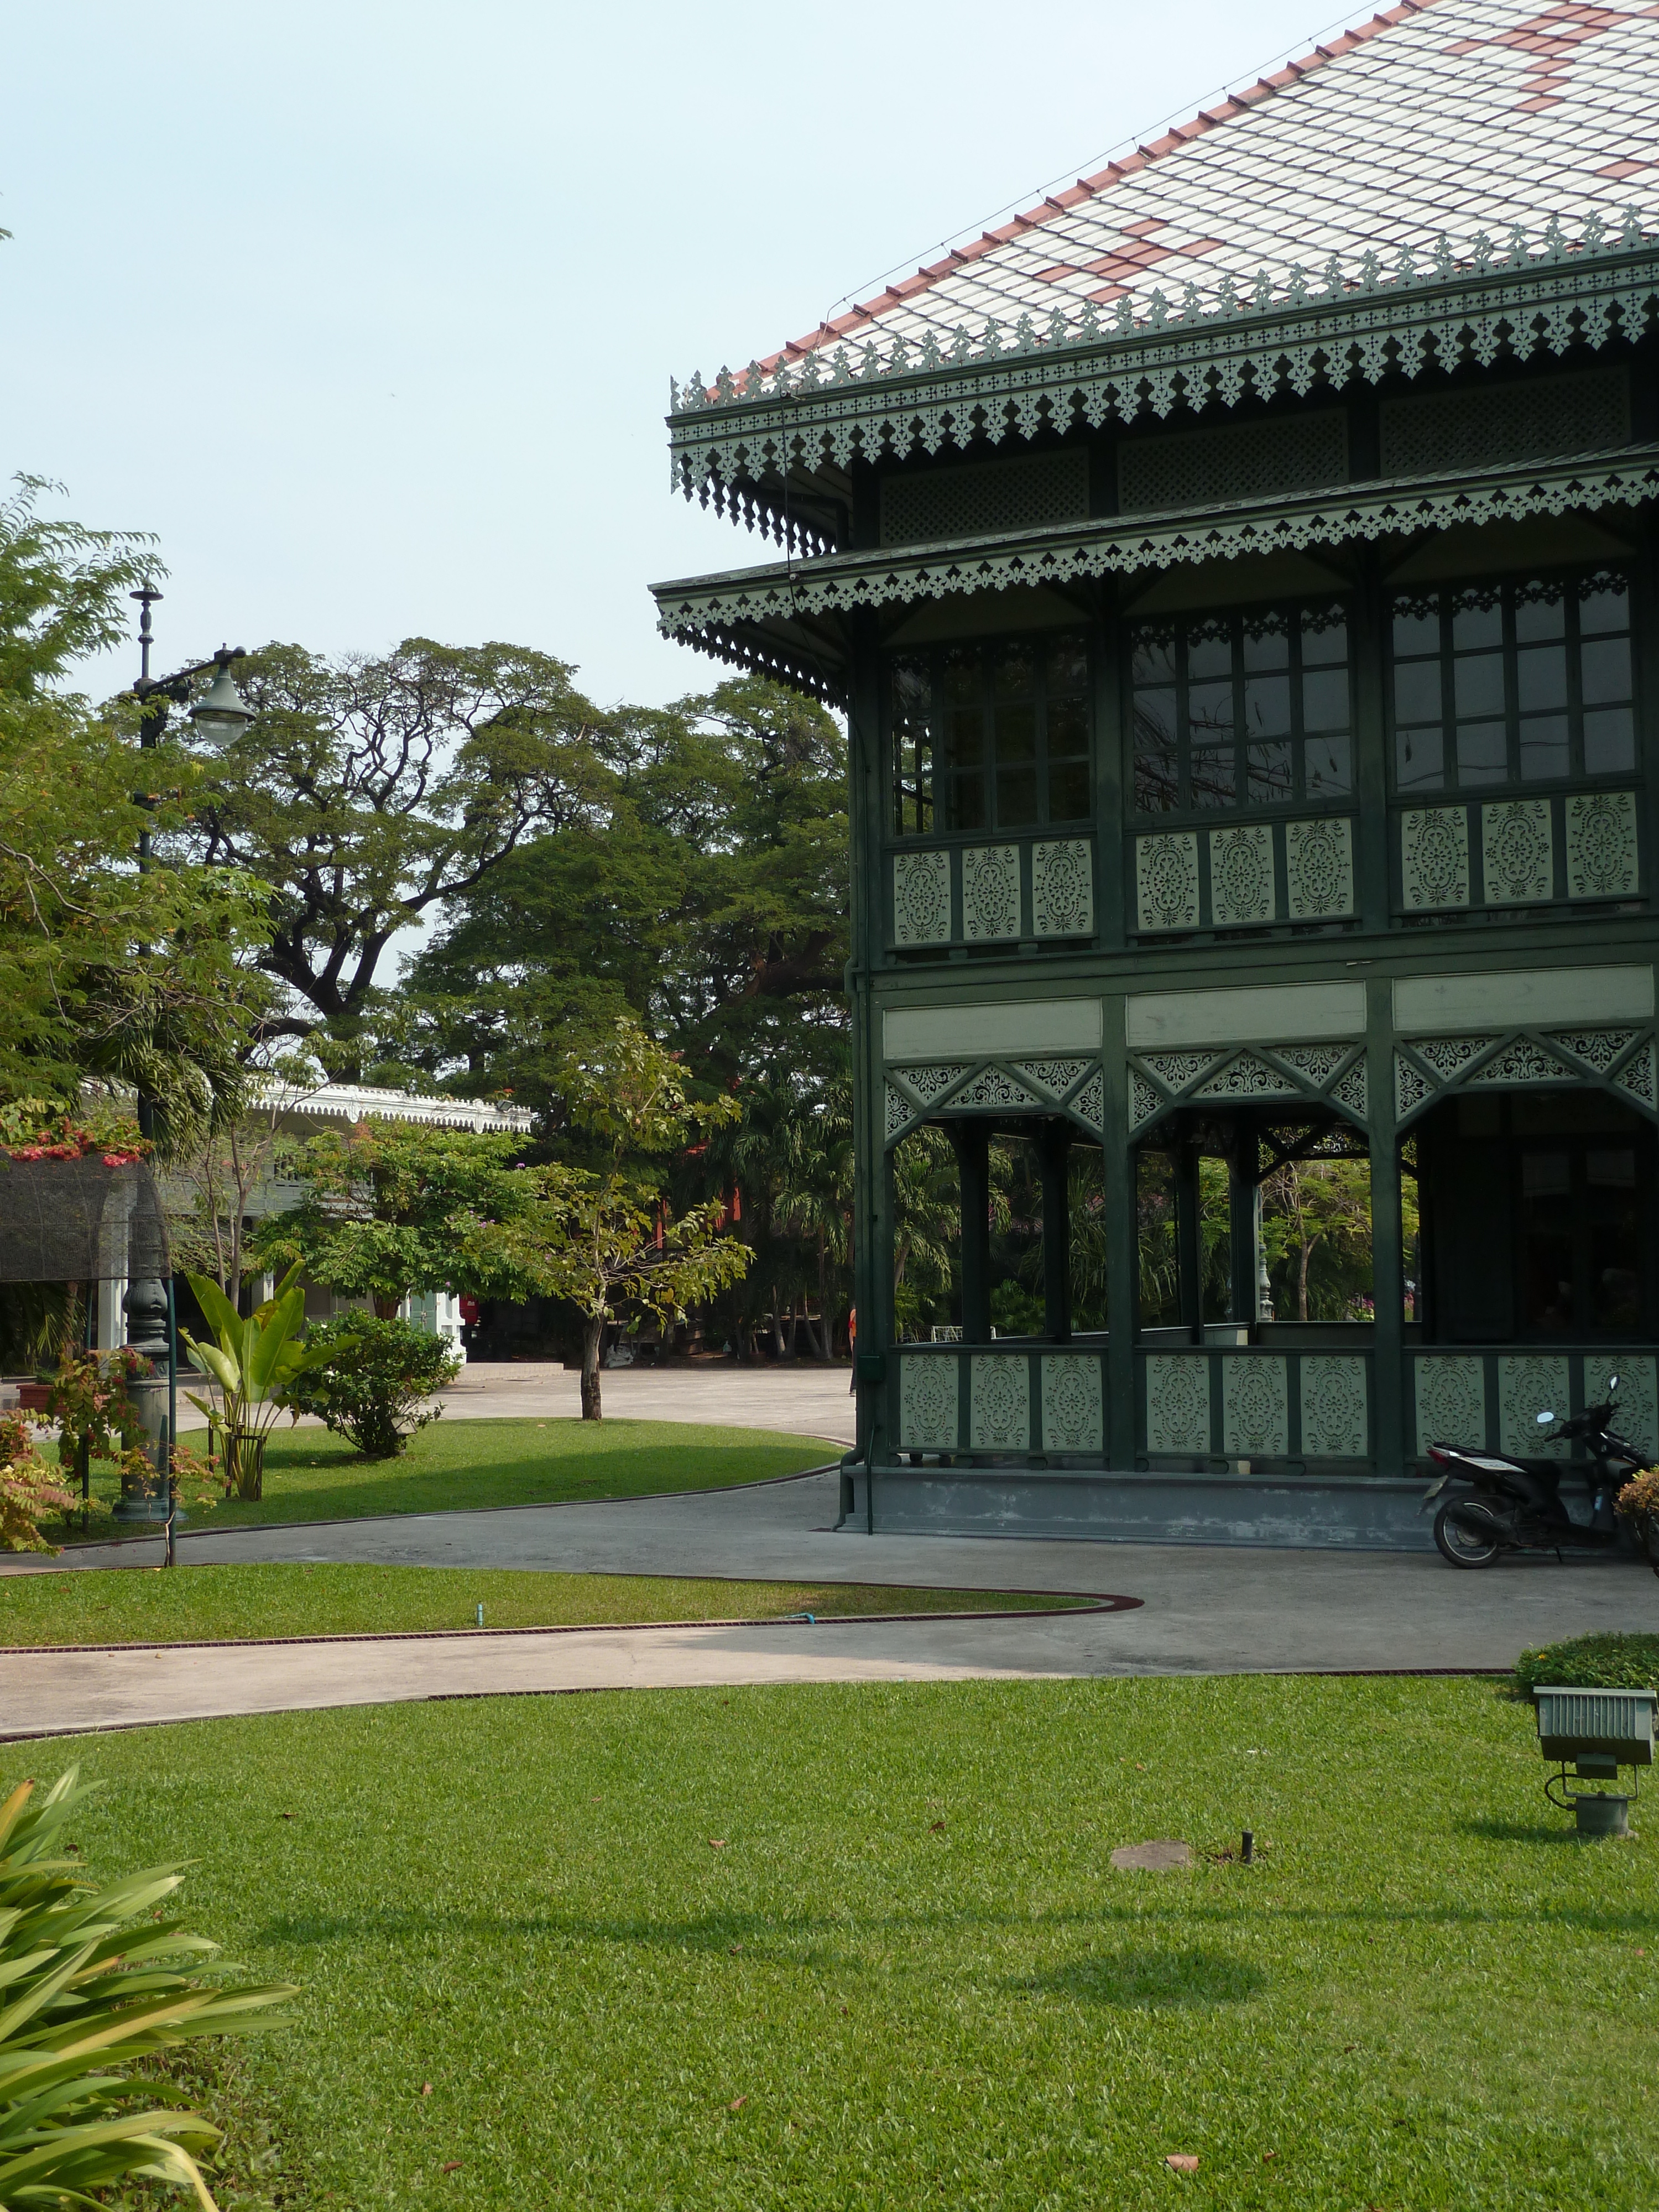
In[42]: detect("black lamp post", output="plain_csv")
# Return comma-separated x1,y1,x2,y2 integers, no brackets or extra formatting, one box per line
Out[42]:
112,588,255,1521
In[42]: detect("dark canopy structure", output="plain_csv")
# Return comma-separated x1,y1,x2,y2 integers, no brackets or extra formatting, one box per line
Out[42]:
0,1157,170,1286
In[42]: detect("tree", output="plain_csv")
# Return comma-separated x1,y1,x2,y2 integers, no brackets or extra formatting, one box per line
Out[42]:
250,1119,556,1317
166,1051,328,1297
184,639,614,1066
484,1020,750,1419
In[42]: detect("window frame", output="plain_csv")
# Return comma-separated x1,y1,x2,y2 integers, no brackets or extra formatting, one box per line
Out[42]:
885,630,1094,843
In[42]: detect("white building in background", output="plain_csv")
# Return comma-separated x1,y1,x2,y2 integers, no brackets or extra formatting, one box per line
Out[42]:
109,1083,538,1365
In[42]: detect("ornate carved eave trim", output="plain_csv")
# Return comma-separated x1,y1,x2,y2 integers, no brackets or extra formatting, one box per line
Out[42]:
653,442,1659,679
667,243,1659,523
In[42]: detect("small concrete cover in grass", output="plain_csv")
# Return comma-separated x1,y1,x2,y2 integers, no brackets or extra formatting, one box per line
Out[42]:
1110,1839,1192,1872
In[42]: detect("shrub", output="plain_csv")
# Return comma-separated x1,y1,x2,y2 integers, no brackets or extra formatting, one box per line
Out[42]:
281,1314,460,1459
0,1764,294,2209
1514,1631,1659,1697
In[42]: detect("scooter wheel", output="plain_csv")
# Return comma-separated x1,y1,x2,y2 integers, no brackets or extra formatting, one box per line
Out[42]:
1434,1502,1501,1569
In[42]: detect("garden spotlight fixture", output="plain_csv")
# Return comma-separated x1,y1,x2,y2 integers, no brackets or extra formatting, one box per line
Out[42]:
1535,1684,1655,1837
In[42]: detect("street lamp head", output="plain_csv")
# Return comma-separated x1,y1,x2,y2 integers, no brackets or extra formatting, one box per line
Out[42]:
187,648,255,742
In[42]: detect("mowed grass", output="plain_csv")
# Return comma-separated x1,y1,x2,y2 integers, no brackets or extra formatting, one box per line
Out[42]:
58,1416,834,1539
51,1676,1659,2211
0,1562,1089,1646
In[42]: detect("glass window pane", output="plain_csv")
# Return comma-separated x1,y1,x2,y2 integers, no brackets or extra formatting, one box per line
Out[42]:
1302,609,1349,666
1046,696,1088,759
1187,625,1232,682
996,701,1037,764
1580,635,1632,706
996,768,1038,827
1393,661,1442,725
1514,589,1566,644
1456,720,1508,783
1244,673,1291,738
1392,603,1439,657
1187,679,1234,737
1396,724,1443,791
1134,752,1178,813
993,643,1035,702
1047,761,1091,823
1302,667,1349,731
1451,597,1503,651
1515,644,1567,711
1588,1149,1637,1189
1133,691,1178,814
1518,714,1569,780
1190,747,1237,807
1579,578,1631,635
948,707,985,768
1584,706,1636,776
948,773,985,832
1047,634,1088,694
1131,628,1176,686
1246,740,1293,805
891,659,931,718
942,648,979,708
1305,731,1352,798
1241,616,1290,672
1453,652,1505,719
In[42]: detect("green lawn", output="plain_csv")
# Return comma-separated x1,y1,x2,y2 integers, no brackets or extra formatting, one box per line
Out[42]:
50,1676,1659,2210
59,1416,834,1539
0,1562,1087,1645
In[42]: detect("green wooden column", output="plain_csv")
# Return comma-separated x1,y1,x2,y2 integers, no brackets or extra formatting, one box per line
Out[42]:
1227,1120,1260,1327
846,612,888,1475
1039,1120,1072,1343
1366,973,1405,1479
1103,997,1137,1468
951,1122,992,1344
1173,1134,1202,1339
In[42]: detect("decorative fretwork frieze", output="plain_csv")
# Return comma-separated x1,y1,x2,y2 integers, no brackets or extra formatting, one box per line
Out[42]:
893,851,951,946
1274,1044,1349,1086
1400,806,1471,910
1548,1029,1636,1074
1070,1070,1104,1134
885,1084,912,1139
1481,799,1554,905
1618,1040,1657,1107
1285,816,1354,921
1135,832,1200,932
1141,1051,1222,1092
970,1353,1030,1452
1207,823,1275,928
1129,1072,1162,1134
1329,1060,1369,1122
1041,1353,1103,1454
892,1063,969,1107
1395,1024,1658,1125
1300,1355,1369,1459
1013,1058,1092,1100
1031,839,1094,938
952,1067,1041,1111
1467,1037,1563,1087
962,843,1020,942
1413,1036,1491,1083
1196,1051,1300,1102
899,1354,959,1451
1566,789,1640,900
1395,1053,1433,1119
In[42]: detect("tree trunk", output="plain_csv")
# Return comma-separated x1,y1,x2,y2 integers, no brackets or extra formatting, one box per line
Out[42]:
374,1294,401,1321
1296,1237,1314,1323
580,1314,604,1421
770,1293,786,1360
816,1238,832,1361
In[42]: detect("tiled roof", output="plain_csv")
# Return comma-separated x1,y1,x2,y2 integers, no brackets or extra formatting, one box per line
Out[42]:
732,0,1659,377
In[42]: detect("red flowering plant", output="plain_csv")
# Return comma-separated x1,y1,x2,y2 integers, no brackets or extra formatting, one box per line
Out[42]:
0,1407,82,1553
0,1097,149,1167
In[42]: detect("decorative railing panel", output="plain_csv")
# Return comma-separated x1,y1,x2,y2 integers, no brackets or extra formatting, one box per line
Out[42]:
1411,1351,1658,1460
894,1347,1109,1457
1396,789,1640,914
1142,1349,1374,1464
1135,818,1354,935
893,837,1095,950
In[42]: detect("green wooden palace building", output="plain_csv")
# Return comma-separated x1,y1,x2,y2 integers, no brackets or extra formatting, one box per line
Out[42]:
653,0,1659,1547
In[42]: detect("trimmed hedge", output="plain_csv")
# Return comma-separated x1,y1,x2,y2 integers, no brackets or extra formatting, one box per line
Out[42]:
1514,1630,1659,1696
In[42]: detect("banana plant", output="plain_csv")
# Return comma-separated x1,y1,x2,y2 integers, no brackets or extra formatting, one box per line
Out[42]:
181,1264,336,1500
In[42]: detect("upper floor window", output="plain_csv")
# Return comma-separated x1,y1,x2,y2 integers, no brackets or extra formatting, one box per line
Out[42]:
1130,602,1352,817
1390,570,1635,794
889,632,1090,838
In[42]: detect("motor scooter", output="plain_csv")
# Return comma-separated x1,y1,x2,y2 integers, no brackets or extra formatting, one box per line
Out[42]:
1421,1376,1647,1568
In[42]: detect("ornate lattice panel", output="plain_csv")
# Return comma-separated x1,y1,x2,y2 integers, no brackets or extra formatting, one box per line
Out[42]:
1070,1070,1104,1133
1396,1026,1659,1123
1145,1354,1211,1456
1481,800,1554,905
1130,1072,1162,1133
893,1063,969,1108
1585,1354,1658,1461
1498,1354,1572,1460
1013,1058,1092,1100
1208,823,1275,927
1196,1052,1299,1102
1041,1354,1103,1453
1618,1040,1657,1107
880,450,1089,549
899,1354,959,1451
893,851,951,946
1467,1038,1568,1087
1379,368,1630,477
1136,833,1199,932
1285,817,1354,920
1548,1029,1636,1075
1330,1060,1369,1120
962,844,1021,941
1566,790,1640,900
1300,1355,1369,1458
970,1353,1031,1451
953,1067,1041,1110
1032,840,1094,938
1400,807,1470,910
885,1083,912,1139
1413,1355,1486,1452
1222,1356,1290,1457
1118,411,1347,517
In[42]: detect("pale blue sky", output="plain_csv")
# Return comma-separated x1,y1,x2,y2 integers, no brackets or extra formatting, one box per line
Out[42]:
3,1,1338,711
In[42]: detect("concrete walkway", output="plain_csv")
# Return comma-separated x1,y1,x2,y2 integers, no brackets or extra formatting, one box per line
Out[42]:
5,1463,1655,1737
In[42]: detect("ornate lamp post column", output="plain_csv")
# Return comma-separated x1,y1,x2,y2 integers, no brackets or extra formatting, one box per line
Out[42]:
112,589,255,1521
